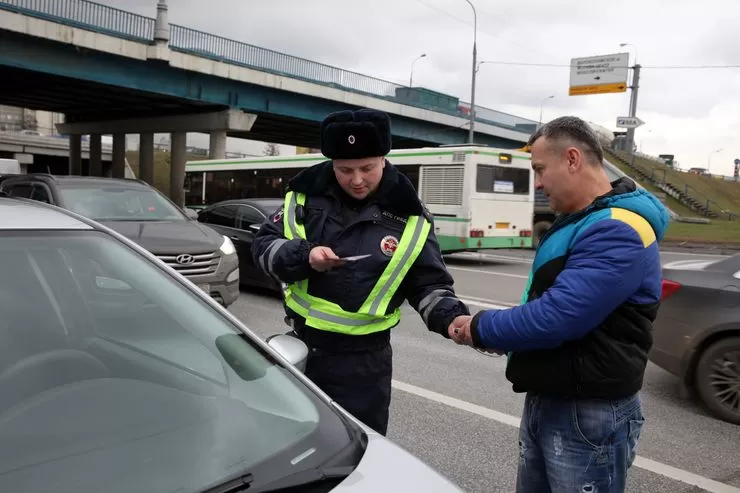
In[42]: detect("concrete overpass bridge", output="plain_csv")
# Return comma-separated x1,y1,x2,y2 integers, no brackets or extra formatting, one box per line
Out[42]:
0,0,539,204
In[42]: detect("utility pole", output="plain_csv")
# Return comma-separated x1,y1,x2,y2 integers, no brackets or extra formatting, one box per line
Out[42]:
625,63,641,153
464,0,477,144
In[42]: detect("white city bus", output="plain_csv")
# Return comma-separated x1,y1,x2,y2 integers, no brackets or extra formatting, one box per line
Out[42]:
184,145,534,252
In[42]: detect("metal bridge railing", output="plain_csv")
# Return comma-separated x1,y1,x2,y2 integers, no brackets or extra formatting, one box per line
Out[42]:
169,24,398,99
0,0,540,132
0,0,154,41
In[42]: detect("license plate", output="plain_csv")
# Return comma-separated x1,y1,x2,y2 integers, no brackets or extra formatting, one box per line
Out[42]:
196,283,210,293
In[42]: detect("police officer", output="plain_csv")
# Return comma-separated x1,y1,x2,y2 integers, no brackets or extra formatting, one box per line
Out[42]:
251,108,470,435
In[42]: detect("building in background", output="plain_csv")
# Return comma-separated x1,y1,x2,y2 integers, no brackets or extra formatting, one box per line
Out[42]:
0,105,63,135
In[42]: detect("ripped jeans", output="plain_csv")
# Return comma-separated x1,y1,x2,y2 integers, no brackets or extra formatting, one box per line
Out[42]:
516,392,644,493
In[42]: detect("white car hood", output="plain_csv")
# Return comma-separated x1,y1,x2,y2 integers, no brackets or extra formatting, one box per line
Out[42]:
331,433,463,492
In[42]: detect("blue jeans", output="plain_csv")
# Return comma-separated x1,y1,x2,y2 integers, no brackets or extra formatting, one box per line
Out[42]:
516,392,645,493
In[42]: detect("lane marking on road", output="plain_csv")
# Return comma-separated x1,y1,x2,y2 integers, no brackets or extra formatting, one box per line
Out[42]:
448,266,529,279
392,380,740,493
458,296,516,309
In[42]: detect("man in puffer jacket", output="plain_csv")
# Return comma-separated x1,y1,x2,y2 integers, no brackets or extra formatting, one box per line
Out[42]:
448,116,670,493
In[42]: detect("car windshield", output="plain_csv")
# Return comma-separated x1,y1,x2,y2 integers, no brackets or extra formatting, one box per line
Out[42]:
0,230,357,493
58,184,186,221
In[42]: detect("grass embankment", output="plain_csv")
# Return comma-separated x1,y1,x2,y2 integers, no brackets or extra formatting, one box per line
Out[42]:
610,149,740,218
664,221,740,244
607,158,700,219
603,149,740,245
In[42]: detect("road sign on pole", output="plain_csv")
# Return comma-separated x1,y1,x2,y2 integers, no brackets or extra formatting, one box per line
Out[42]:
616,116,645,129
569,52,629,96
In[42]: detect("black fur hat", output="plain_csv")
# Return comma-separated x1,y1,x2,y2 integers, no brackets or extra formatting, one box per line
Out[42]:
320,108,392,159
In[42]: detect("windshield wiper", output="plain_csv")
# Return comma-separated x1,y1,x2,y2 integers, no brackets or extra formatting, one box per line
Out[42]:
200,466,353,493
201,473,254,493
249,465,355,492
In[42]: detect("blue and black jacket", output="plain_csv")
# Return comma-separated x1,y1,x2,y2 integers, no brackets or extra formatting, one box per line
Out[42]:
470,178,670,398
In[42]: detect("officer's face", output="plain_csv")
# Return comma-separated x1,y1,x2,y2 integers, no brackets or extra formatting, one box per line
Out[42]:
332,157,385,199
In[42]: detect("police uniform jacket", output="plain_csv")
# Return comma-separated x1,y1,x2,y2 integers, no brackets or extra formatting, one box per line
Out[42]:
251,160,470,351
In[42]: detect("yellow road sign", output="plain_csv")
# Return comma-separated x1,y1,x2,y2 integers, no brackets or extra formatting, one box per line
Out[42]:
569,82,627,96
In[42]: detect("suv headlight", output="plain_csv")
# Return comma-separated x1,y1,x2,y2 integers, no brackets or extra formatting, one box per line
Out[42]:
219,236,236,256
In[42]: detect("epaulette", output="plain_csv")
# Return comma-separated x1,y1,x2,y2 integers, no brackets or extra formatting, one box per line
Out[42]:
420,200,433,221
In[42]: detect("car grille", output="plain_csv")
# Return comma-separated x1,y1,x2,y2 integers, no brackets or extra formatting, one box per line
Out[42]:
156,251,219,277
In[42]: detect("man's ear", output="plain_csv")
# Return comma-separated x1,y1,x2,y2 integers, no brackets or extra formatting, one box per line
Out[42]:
566,147,583,173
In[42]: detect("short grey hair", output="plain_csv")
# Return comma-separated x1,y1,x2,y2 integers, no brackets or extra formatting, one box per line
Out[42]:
528,116,604,165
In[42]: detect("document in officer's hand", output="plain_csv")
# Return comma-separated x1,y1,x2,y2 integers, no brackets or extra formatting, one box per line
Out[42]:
340,254,372,262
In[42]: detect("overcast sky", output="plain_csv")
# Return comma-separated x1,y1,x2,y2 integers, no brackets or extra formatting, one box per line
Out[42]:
107,0,740,176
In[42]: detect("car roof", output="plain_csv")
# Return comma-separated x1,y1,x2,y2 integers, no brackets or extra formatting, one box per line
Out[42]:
6,174,151,189
209,198,283,210
0,197,94,230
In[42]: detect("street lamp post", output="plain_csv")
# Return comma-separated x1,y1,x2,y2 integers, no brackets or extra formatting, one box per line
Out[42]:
463,0,477,144
409,53,427,87
708,148,723,173
538,95,554,127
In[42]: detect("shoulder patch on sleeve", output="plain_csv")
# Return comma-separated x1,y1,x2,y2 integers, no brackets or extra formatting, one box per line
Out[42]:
271,206,284,223
609,208,656,247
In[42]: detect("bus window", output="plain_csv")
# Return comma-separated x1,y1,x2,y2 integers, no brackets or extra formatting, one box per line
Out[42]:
475,164,529,195
395,164,421,191
184,172,203,205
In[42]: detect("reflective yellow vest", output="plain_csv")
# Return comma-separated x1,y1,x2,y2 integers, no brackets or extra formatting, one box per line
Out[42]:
282,190,431,335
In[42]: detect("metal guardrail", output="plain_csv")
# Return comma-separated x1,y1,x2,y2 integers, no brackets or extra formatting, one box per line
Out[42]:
169,24,399,99
0,0,153,41
0,0,539,133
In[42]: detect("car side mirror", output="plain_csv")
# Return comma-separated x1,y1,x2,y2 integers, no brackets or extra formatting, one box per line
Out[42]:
248,223,261,234
184,208,199,220
266,333,308,372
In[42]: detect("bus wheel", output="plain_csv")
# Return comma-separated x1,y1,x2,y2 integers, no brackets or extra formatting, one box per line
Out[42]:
532,221,551,249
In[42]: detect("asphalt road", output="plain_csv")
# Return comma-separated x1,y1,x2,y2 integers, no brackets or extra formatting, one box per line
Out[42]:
229,249,740,493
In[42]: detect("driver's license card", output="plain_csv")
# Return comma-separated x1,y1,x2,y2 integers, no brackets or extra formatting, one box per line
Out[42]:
340,254,371,261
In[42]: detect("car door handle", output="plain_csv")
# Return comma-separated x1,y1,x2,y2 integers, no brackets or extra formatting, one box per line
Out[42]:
230,235,239,241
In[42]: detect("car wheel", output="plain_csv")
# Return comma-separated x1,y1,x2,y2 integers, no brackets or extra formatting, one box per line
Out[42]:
694,336,740,425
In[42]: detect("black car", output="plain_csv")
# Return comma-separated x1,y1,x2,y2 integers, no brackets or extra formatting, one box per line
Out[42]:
0,174,240,307
651,253,740,425
197,198,284,294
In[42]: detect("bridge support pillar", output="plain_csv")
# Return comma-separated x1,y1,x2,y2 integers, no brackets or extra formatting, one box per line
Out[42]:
112,133,126,178
89,134,102,176
69,134,82,175
139,132,155,185
209,130,227,159
170,131,186,207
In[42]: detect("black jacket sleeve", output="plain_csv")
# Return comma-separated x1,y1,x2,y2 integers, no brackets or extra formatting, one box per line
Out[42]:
250,205,315,283
400,226,470,338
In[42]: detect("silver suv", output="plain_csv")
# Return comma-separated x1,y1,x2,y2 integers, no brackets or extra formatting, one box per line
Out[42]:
0,174,239,307
0,196,463,492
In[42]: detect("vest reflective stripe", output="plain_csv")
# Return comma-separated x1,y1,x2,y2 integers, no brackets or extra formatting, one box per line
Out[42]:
283,191,306,241
286,281,403,334
359,215,430,316
280,190,430,335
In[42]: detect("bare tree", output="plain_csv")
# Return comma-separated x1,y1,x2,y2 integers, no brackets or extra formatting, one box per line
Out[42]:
263,143,280,156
